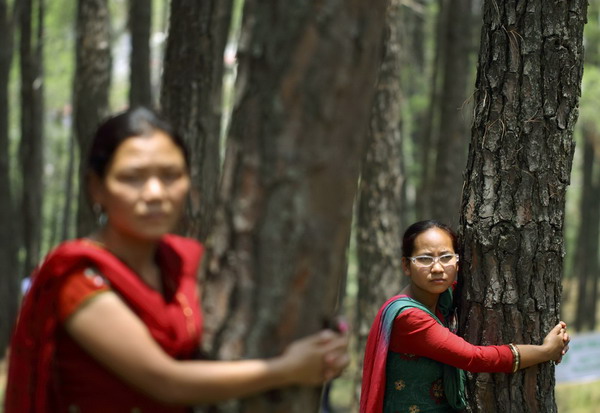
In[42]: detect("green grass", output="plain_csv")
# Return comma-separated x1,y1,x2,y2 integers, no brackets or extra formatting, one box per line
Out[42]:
556,380,600,413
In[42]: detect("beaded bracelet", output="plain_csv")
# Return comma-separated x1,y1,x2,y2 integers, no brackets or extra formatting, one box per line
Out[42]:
508,343,521,373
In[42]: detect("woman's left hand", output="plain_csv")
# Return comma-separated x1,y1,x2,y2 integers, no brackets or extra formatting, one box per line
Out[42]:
554,327,570,365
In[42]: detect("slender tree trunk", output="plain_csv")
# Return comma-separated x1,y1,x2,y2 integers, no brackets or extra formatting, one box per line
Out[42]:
430,0,473,227
160,0,233,242
0,0,21,355
129,0,152,107
415,0,446,220
74,0,111,236
61,130,76,241
574,124,600,331
19,0,45,276
353,0,405,407
459,1,587,411
200,0,388,411
400,0,426,223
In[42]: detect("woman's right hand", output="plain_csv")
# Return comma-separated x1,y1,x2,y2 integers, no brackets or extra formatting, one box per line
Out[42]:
542,321,569,362
278,329,349,386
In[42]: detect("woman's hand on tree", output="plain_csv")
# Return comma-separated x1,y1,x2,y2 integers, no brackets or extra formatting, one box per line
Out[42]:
542,321,569,363
278,329,349,386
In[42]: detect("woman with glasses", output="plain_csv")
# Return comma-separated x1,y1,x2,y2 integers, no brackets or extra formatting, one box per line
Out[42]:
360,220,570,413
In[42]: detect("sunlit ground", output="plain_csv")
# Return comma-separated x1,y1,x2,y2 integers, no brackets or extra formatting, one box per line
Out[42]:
556,381,600,413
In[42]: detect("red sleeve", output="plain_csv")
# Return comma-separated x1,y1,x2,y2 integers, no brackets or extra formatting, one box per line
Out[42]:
389,307,514,373
58,267,111,322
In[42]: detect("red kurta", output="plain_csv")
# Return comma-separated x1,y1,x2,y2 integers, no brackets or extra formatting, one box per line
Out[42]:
5,235,204,413
390,307,513,373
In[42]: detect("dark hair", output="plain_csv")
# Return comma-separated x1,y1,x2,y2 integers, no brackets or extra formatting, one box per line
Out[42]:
401,220,459,257
86,106,190,178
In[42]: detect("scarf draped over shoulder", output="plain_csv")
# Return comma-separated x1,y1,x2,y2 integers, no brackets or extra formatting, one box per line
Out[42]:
5,234,203,413
360,290,466,413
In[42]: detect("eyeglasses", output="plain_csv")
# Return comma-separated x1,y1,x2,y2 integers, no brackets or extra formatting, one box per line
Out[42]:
407,253,459,268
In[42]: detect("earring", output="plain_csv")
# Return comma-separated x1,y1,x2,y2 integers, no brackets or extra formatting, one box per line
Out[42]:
92,203,108,227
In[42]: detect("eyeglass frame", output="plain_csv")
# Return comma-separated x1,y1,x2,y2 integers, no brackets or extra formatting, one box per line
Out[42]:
406,253,459,268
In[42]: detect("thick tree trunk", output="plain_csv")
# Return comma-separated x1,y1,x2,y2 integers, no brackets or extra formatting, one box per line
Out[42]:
354,0,405,407
459,1,587,412
430,0,473,227
574,125,600,331
0,0,21,355
129,0,152,107
19,0,45,276
160,0,233,242
200,0,387,411
74,0,111,236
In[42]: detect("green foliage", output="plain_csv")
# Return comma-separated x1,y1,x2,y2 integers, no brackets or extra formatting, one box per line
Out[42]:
579,65,600,138
584,1,600,67
44,0,75,109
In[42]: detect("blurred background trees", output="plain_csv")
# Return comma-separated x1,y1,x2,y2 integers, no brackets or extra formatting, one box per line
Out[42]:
0,0,598,411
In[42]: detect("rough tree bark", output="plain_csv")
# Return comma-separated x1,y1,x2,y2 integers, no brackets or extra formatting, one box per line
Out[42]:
354,0,405,406
459,1,587,412
74,0,111,236
200,0,388,411
160,0,233,242
0,0,22,355
19,0,45,276
573,125,600,331
430,0,473,227
129,0,152,107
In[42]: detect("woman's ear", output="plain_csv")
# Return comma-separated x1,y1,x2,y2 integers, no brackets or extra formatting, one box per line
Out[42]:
87,172,105,207
401,257,411,276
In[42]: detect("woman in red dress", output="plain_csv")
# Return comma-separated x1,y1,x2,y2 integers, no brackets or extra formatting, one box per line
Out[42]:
360,220,570,412
5,107,349,412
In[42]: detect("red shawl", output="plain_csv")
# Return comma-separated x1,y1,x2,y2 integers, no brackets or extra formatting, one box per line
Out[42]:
4,234,203,412
360,289,465,413
360,294,404,413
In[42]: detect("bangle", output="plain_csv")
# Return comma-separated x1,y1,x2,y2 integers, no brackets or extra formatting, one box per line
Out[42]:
508,343,521,373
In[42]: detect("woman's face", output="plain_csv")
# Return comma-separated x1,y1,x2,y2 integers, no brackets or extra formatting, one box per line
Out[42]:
91,130,190,242
402,227,458,296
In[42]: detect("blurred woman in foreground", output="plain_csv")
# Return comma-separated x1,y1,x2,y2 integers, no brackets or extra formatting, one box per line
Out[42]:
5,107,348,412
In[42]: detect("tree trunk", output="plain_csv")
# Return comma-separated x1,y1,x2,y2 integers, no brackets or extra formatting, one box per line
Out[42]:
415,0,446,220
128,0,152,107
74,0,111,236
430,0,473,227
459,1,587,412
61,130,76,241
574,124,600,331
353,0,405,407
19,0,45,276
160,0,233,242
0,0,21,355
400,0,426,223
200,0,388,411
